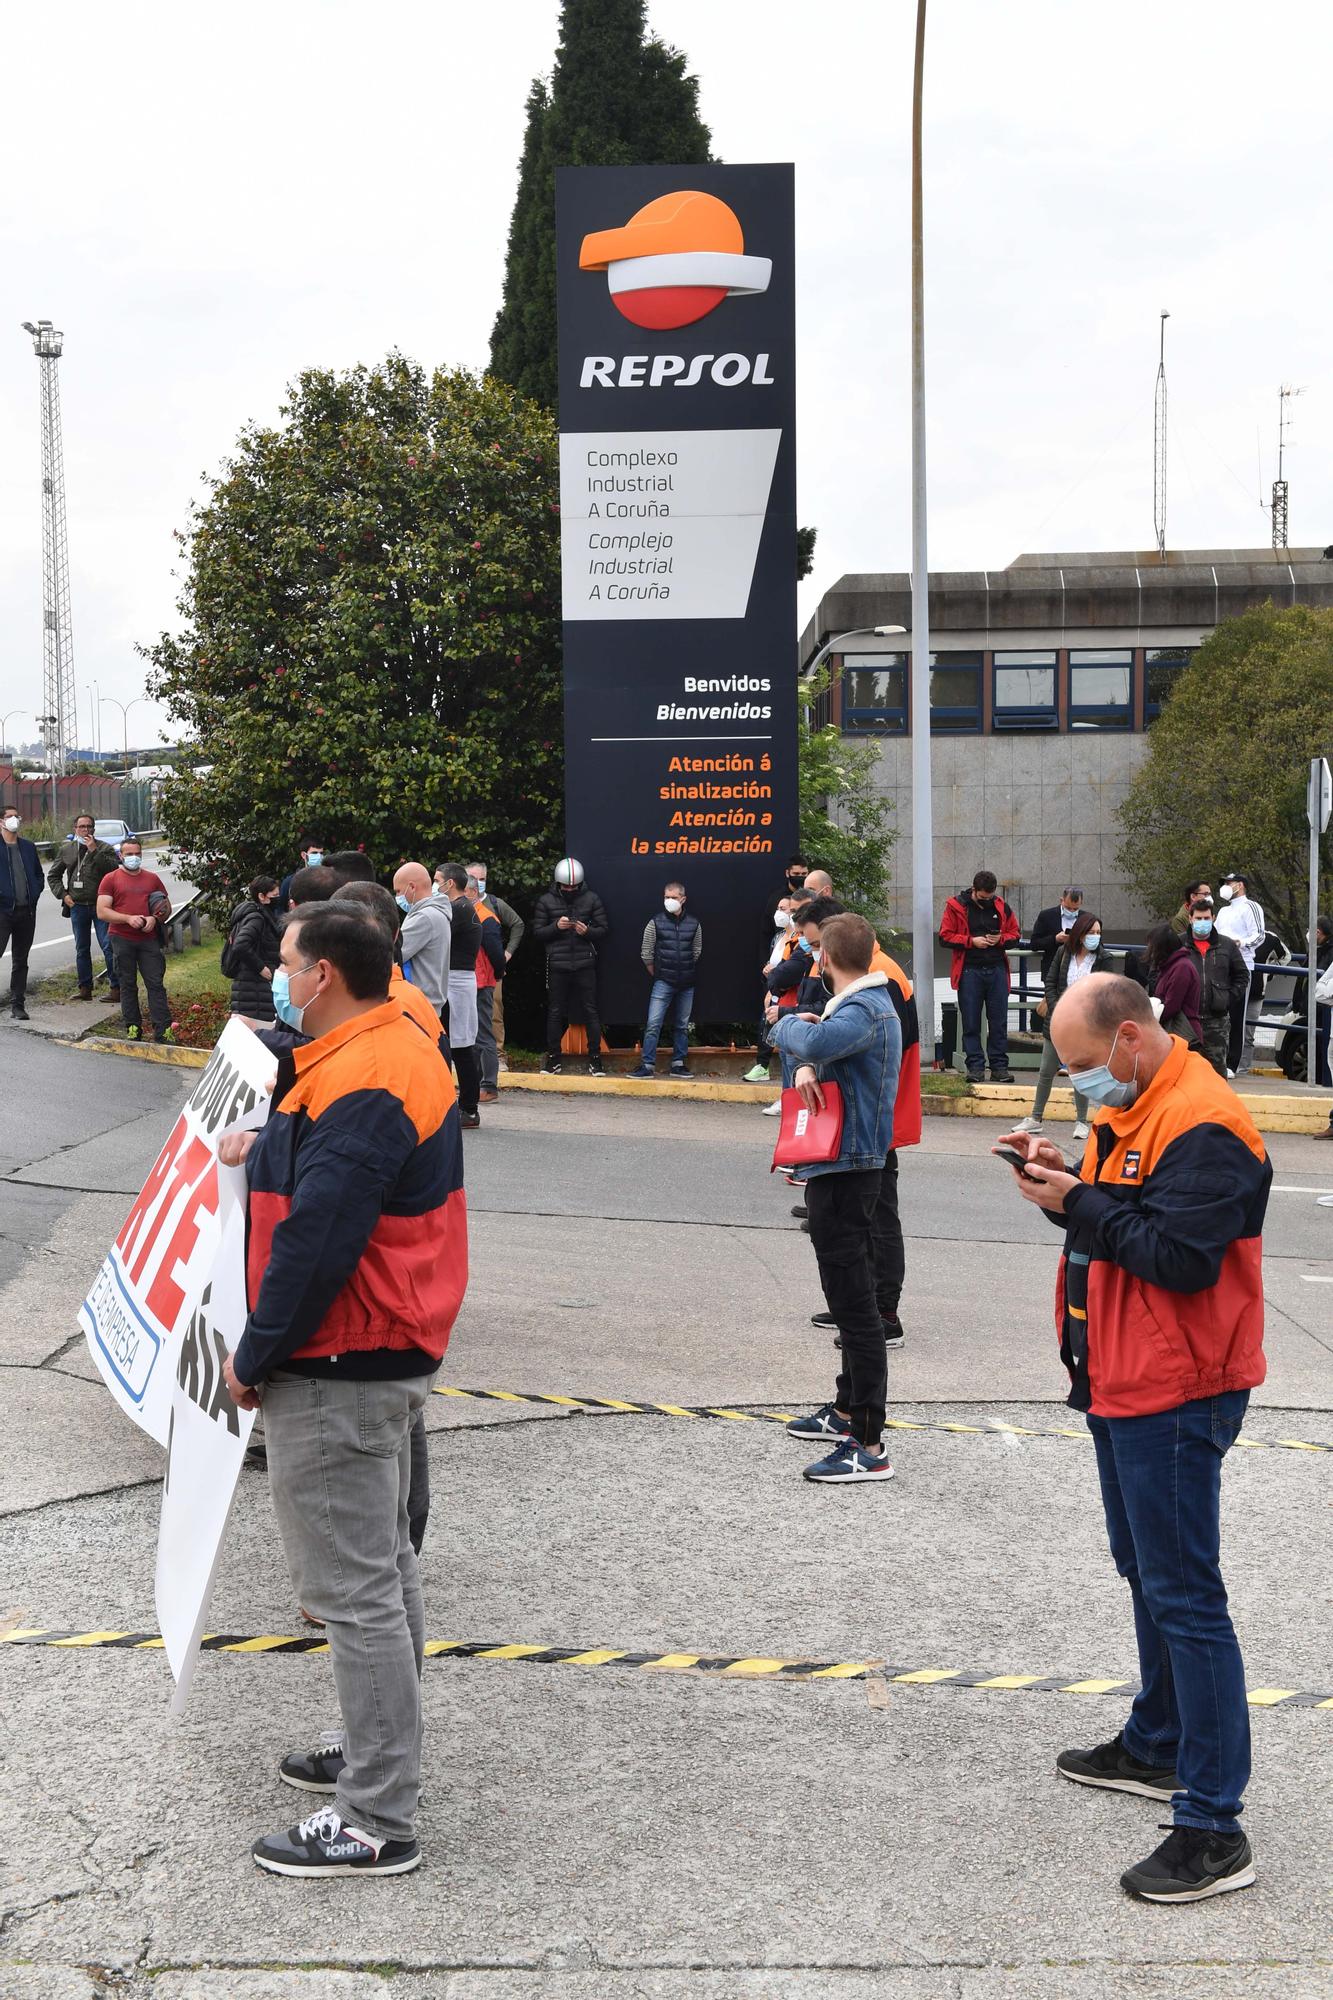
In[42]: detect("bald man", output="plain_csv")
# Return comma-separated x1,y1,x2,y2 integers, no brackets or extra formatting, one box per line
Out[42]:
998,974,1271,1905
803,869,833,898
393,862,451,1020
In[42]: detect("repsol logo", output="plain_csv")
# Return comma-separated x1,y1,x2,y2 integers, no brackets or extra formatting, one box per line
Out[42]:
579,352,775,390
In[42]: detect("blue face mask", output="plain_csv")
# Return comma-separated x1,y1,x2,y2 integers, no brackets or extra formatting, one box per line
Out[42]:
305,850,323,868
1192,918,1213,937
796,935,813,954
271,965,312,1033
395,892,411,913
1068,1026,1139,1109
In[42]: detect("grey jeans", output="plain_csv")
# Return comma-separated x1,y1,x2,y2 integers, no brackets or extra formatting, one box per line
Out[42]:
475,985,498,1090
1031,1037,1089,1123
263,1367,436,1843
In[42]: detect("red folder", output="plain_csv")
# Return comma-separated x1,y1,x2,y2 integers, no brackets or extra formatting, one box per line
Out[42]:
770,1082,844,1171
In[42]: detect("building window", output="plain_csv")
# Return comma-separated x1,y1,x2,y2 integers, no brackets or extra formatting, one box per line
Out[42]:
1144,646,1195,722
1069,649,1132,730
929,653,983,732
992,651,1058,731
840,654,907,734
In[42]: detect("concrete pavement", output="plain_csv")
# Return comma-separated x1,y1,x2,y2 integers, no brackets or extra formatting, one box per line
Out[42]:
0,1048,1330,1996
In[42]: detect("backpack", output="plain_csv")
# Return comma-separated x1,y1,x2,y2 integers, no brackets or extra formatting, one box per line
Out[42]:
220,907,248,980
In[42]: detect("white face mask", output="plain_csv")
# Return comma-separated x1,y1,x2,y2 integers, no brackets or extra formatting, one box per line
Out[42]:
773,908,792,929
122,853,142,872
2,816,18,833
1219,884,1235,902
664,897,683,915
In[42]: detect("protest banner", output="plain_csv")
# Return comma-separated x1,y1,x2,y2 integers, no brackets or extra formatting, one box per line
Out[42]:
79,1020,276,1708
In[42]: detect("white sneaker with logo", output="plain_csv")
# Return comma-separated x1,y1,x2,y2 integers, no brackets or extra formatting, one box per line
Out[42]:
251,1805,421,1877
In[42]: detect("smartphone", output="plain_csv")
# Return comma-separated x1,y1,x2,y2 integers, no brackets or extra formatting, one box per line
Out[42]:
994,1143,1043,1183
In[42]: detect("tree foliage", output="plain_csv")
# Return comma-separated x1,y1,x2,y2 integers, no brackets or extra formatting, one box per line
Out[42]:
146,357,563,913
489,0,713,409
799,668,897,923
1115,602,1333,940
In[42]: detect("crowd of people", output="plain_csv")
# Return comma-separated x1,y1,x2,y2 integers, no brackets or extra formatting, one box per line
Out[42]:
0,811,1303,1902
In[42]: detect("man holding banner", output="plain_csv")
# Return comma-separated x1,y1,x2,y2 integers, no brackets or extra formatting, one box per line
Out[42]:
221,904,468,1878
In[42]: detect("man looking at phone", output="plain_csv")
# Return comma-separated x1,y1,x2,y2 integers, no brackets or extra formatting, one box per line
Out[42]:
939,870,1019,1083
997,974,1270,1905
769,914,901,1484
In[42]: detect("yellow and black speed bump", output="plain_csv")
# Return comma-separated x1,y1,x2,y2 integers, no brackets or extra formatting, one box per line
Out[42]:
432,1387,1333,1456
3,1629,1331,1710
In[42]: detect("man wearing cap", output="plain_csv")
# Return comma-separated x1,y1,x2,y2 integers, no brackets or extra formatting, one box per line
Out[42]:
1030,888,1083,979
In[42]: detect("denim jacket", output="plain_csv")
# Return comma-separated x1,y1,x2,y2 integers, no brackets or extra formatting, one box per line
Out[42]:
770,972,901,1177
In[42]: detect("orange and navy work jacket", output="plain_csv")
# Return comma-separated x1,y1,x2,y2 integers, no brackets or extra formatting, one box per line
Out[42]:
234,1000,467,1383
1053,1037,1270,1418
871,946,922,1149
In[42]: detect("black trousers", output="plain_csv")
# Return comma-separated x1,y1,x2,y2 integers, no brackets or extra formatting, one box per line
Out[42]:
453,1043,481,1117
805,1168,887,1447
873,1151,905,1318
0,907,37,1008
547,963,602,1061
1226,993,1250,1073
113,934,171,1033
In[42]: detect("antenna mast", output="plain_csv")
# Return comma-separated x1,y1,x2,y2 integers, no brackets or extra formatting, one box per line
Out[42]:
1152,310,1169,560
20,319,76,777
1271,384,1302,551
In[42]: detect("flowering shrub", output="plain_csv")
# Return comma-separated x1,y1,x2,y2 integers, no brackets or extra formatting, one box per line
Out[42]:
171,994,234,1048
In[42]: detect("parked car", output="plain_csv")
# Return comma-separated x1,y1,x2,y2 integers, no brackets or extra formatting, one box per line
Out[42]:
92,817,135,853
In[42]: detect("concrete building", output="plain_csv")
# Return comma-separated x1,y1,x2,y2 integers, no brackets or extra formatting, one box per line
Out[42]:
800,545,1333,935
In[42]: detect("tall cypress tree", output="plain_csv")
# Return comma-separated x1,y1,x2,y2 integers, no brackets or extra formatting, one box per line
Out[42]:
490,0,713,409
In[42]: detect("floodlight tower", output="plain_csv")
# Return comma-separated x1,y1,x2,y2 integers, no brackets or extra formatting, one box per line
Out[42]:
1152,310,1169,560
20,319,76,776
1271,384,1302,552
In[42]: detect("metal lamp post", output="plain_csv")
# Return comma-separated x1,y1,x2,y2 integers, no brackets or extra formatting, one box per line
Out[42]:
910,0,936,1058
99,694,150,771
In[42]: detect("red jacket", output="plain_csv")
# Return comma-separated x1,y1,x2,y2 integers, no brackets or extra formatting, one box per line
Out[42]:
1053,1037,1270,1418
939,891,1020,990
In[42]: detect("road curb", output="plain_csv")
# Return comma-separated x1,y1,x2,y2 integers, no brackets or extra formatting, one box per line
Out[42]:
53,1038,1330,1132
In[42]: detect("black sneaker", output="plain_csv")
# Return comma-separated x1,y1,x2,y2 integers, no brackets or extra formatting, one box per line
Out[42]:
791,1205,808,1220
11,1003,29,1021
279,1733,346,1794
669,1063,692,1078
1057,1733,1179,1801
252,1805,420,1877
816,1312,906,1351
990,1070,1014,1085
587,1058,606,1076
1120,1824,1255,1903
461,1110,481,1130
541,1059,563,1075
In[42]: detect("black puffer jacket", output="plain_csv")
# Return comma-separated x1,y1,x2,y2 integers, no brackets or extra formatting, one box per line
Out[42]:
226,898,281,1020
532,885,609,969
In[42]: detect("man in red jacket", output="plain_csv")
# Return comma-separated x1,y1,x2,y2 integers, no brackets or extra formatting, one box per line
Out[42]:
222,905,466,1880
939,869,1020,1083
1000,974,1270,1906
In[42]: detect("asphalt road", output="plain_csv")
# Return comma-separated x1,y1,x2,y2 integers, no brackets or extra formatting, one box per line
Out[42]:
0,1048,1330,1997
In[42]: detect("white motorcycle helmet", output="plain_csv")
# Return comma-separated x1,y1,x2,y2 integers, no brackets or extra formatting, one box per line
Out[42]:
553,856,585,889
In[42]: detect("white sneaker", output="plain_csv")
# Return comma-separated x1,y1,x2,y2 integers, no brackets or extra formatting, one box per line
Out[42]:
1073,1120,1090,1140
1012,1115,1043,1134
761,1098,783,1116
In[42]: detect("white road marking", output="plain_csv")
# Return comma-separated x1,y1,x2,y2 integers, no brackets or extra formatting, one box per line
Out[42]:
1299,1273,1333,1282
1272,1185,1333,1196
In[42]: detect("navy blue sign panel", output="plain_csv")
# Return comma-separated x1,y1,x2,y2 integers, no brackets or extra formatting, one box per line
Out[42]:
556,163,797,1023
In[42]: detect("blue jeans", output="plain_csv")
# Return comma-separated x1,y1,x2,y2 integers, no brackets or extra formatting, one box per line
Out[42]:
70,902,116,988
1089,1391,1251,1833
958,960,1009,1076
641,980,693,1066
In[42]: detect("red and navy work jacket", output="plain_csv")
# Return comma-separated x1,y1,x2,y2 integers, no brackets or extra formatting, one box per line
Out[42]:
1053,1037,1270,1418
233,999,467,1384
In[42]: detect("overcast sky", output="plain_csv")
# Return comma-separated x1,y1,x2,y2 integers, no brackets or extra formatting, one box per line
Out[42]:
2,0,1330,750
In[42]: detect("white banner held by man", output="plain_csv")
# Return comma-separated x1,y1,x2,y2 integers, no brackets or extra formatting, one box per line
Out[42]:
79,1020,276,1708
